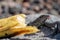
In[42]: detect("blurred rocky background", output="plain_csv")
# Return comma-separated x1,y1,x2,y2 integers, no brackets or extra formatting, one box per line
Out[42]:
0,0,60,40
0,0,60,17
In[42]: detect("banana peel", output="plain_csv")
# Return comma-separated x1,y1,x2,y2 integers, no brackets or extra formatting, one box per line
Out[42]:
0,14,39,38
0,26,39,38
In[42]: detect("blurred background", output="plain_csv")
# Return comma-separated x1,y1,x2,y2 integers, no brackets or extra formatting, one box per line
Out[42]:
0,0,60,18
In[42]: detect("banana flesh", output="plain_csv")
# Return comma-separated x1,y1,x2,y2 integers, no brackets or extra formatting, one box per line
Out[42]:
0,14,26,32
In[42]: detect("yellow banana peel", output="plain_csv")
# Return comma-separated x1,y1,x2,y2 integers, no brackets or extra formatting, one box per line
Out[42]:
0,14,39,38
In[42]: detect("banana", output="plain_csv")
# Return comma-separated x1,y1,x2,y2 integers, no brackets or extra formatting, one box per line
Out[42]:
0,14,39,38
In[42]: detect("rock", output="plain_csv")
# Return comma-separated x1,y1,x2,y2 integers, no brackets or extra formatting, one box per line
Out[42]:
53,33,60,39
